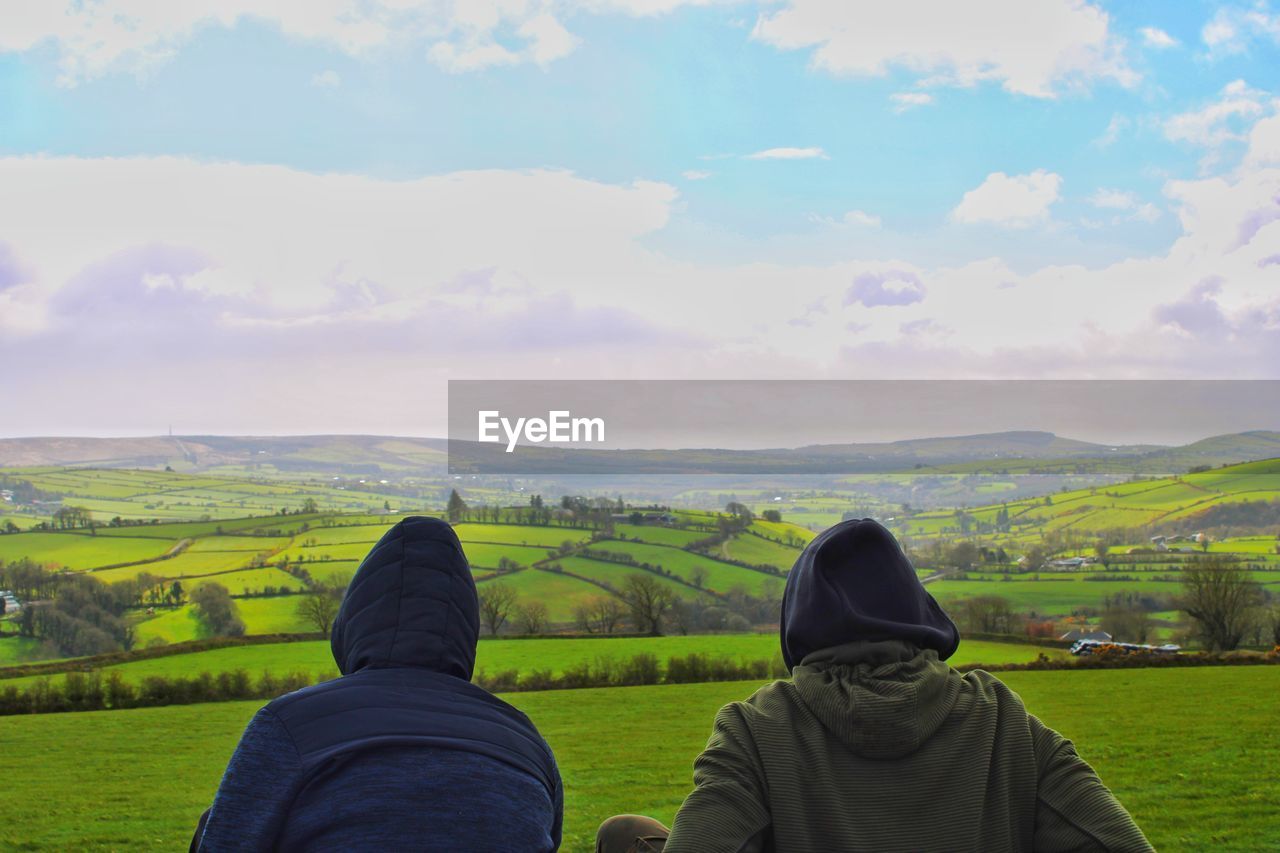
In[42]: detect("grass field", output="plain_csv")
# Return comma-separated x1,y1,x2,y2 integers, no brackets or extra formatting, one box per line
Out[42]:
0,636,50,665
591,541,784,595
133,598,312,645
927,578,1189,615
0,532,175,570
718,532,805,569
0,636,1069,689
0,666,1274,851
556,557,710,602
476,569,605,623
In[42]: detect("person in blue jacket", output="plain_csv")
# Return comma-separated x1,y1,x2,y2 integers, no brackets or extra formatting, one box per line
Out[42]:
192,516,563,851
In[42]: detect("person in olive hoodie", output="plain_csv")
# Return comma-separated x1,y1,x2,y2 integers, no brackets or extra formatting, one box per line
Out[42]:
598,518,1152,853
193,516,563,852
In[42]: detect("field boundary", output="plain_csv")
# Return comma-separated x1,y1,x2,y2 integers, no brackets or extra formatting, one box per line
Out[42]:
1,648,1276,717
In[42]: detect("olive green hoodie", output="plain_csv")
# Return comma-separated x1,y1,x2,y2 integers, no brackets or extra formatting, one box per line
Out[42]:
664,640,1153,853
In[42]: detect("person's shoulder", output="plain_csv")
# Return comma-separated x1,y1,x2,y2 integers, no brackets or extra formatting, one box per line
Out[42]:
724,678,806,724
954,667,1030,715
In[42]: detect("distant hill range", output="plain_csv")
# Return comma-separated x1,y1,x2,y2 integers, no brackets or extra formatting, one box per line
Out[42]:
1,430,1278,477
0,435,448,474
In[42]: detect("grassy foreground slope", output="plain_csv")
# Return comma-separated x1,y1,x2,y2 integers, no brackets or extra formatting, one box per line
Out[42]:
0,666,1274,851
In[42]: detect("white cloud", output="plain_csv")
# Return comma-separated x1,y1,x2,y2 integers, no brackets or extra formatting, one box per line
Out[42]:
751,0,1136,98
3,147,1280,432
1245,111,1280,167
0,157,679,336
1087,189,1162,223
311,69,342,87
1131,203,1162,223
518,12,580,68
681,170,712,180
841,210,882,228
1089,188,1138,209
951,170,1062,227
1092,113,1129,148
1202,5,1280,56
745,147,828,160
0,0,716,83
1140,27,1179,49
427,39,521,73
890,92,934,113
1164,79,1267,149
808,210,883,228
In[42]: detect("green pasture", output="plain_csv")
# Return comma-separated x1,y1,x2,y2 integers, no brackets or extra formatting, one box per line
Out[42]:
292,560,360,585
476,570,604,623
291,524,392,547
0,636,50,665
133,598,312,645
187,569,306,596
588,541,781,595
86,550,258,584
928,578,1186,614
185,535,290,553
0,666,1274,851
611,524,708,547
0,532,175,570
745,519,814,543
717,533,803,570
463,542,555,569
0,636,1068,690
453,523,595,548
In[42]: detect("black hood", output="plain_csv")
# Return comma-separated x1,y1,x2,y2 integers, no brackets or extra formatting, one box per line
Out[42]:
330,516,480,679
780,518,959,670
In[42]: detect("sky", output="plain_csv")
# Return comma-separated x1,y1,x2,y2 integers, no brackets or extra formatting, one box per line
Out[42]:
0,0,1278,437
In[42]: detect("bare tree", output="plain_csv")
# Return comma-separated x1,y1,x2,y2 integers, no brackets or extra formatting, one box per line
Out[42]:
1100,605,1151,644
576,595,625,634
688,566,708,589
619,574,676,636
668,600,694,635
1181,558,1263,651
293,573,345,635
478,581,519,636
573,603,595,633
957,595,1017,635
515,600,549,635
1265,604,1280,647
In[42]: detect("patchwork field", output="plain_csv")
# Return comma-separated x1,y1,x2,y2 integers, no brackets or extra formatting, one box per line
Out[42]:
0,666,1274,851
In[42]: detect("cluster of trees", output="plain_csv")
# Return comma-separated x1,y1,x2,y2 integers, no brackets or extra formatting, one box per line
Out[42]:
191,583,245,637
954,595,1019,635
0,559,60,600
446,490,661,531
50,506,94,530
15,574,136,657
